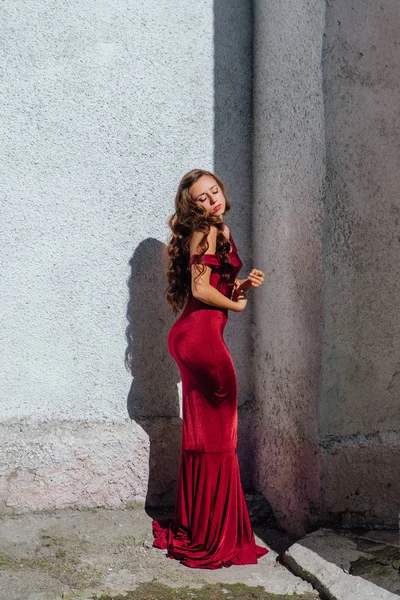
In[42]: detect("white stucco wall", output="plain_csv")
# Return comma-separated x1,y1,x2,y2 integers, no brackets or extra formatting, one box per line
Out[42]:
0,0,254,512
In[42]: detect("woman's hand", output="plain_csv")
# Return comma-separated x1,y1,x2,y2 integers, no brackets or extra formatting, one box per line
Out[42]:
230,282,248,311
234,270,265,294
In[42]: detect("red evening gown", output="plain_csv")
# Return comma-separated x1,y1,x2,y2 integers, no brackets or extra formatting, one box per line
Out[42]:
152,230,269,569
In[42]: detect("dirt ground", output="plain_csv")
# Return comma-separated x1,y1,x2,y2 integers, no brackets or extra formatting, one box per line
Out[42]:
0,505,321,600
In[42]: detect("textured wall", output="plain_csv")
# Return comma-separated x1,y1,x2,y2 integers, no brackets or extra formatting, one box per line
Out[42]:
0,0,253,512
251,0,326,536
3,0,396,530
252,0,400,535
213,0,255,486
320,0,400,528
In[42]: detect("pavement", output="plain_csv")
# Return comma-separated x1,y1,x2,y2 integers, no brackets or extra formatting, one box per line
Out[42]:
0,504,398,600
282,526,400,599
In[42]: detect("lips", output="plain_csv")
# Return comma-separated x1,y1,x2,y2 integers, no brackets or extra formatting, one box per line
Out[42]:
213,204,221,212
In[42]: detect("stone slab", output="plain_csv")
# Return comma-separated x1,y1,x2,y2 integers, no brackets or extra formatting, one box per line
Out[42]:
282,527,400,599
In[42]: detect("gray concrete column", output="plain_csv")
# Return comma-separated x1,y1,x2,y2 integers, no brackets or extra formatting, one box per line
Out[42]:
251,0,326,535
320,0,400,529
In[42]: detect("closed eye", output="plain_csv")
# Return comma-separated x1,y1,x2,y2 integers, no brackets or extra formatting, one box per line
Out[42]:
198,187,218,201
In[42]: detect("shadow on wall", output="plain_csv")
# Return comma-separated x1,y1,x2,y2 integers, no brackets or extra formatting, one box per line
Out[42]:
125,237,182,510
123,0,254,511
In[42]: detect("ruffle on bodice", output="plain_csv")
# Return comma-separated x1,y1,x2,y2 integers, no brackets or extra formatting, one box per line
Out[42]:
188,231,241,275
189,253,221,268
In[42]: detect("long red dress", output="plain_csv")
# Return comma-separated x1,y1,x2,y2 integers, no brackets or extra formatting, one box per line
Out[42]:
152,230,269,569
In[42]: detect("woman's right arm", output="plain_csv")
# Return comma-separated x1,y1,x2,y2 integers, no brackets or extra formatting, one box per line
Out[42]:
190,227,247,312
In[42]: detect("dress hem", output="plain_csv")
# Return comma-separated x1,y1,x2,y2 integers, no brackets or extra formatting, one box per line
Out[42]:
152,517,269,570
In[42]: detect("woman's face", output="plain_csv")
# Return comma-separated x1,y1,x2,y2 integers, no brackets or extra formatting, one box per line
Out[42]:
189,175,225,216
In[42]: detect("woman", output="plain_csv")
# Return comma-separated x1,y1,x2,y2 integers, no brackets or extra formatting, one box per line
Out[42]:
152,168,268,569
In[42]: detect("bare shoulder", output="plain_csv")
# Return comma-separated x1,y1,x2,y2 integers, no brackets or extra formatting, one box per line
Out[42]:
189,226,218,256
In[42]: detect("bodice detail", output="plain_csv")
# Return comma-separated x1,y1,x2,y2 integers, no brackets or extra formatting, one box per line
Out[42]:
185,231,243,312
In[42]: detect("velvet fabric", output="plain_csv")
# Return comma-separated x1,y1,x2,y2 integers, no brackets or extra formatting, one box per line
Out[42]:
152,231,269,569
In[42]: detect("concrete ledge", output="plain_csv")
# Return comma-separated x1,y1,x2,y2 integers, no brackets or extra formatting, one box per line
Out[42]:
0,418,182,513
320,430,400,529
282,528,399,599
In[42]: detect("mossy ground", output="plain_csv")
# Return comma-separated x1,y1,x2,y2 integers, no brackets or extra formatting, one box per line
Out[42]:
0,508,321,600
350,544,400,577
0,528,103,590
88,581,319,600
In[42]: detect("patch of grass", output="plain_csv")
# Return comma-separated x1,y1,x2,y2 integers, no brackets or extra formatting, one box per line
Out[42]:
91,581,320,600
115,533,137,547
0,552,75,572
0,548,101,589
40,533,61,547
350,544,400,576
125,500,146,510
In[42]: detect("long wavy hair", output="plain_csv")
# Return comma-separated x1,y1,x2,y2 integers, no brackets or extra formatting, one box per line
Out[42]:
166,169,234,313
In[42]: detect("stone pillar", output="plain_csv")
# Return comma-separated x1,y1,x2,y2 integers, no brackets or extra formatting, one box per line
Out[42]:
252,0,326,535
320,0,400,529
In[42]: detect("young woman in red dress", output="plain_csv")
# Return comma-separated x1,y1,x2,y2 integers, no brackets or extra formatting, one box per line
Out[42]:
152,168,268,569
